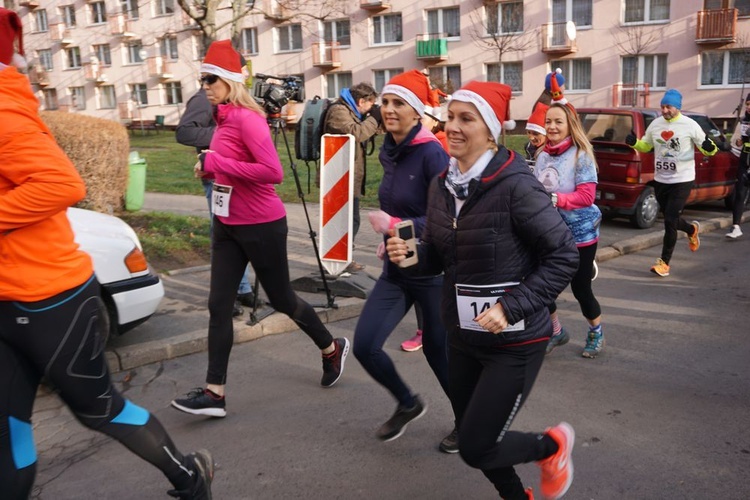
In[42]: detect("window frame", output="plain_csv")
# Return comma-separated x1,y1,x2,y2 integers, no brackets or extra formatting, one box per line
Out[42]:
164,82,183,105
241,27,259,56
485,1,524,36
323,19,351,47
125,41,145,65
94,44,112,66
373,68,404,92
61,5,77,28
38,49,54,70
427,7,460,40
121,0,139,20
622,0,670,25
549,58,592,91
276,24,303,53
42,88,58,110
34,9,48,32
70,86,86,110
130,83,149,107
155,0,175,16
325,72,353,99
372,13,403,46
90,2,107,25
65,46,82,70
160,35,179,60
621,53,668,89
700,49,750,87
552,0,593,28
428,65,462,94
486,61,523,93
98,85,117,110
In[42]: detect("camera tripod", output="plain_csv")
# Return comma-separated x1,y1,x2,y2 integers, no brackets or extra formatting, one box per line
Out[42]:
266,112,337,310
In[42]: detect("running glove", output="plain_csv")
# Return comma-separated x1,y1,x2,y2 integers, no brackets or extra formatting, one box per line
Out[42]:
701,135,717,153
625,132,637,146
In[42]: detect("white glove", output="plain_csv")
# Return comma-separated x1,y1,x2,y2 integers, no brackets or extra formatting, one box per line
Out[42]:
368,210,392,234
376,242,386,261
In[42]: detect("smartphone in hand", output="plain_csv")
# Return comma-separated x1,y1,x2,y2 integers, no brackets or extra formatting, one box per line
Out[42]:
394,220,418,268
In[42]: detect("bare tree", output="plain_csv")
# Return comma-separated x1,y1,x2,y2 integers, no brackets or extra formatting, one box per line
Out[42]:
467,0,534,63
613,24,659,56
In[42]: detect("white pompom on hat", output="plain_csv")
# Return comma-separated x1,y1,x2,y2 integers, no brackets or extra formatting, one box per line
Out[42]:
0,8,26,69
451,81,515,140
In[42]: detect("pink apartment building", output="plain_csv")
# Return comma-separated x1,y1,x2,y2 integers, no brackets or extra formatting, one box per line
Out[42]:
12,0,750,129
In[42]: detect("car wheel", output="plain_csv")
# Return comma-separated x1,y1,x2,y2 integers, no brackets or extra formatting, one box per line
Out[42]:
97,296,118,345
630,186,659,229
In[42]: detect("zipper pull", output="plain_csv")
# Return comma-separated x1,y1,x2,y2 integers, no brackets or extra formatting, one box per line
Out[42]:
452,218,457,229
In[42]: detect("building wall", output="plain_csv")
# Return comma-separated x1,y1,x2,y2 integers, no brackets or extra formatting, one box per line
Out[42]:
14,0,750,128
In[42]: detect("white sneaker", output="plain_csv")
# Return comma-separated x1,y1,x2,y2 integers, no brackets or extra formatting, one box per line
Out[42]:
726,225,743,239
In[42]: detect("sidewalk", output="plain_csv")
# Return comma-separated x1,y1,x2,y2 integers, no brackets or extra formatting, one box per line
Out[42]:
103,191,740,373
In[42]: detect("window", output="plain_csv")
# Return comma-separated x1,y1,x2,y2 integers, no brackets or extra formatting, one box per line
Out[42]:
241,28,259,55
326,72,353,99
130,83,148,106
65,47,82,69
550,58,592,90
552,0,592,27
160,35,179,60
3,0,15,9
164,82,183,105
429,65,461,94
622,54,667,89
486,1,523,35
90,2,107,24
94,44,112,66
42,89,58,110
373,14,402,45
277,24,303,52
373,68,403,92
38,49,53,70
704,0,750,17
126,41,144,64
324,19,351,47
624,0,669,23
427,7,460,38
70,86,86,110
121,0,139,20
155,0,175,16
34,9,48,32
487,62,523,92
98,85,117,109
61,5,76,27
701,50,750,85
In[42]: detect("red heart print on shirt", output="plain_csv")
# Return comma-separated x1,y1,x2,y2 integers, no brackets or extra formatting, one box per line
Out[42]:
661,130,674,141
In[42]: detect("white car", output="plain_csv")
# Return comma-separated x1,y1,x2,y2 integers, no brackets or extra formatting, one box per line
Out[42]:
67,207,164,339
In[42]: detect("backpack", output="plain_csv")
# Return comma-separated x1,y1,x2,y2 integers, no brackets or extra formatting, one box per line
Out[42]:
295,96,331,162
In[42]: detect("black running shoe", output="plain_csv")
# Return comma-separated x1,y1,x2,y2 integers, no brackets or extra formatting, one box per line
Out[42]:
171,388,226,418
321,337,349,387
439,426,459,454
168,449,214,500
377,395,427,442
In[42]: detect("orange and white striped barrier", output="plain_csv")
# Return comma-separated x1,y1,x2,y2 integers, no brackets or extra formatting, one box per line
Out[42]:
319,134,355,276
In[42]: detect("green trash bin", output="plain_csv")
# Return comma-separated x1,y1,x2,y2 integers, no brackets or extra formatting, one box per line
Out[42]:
126,151,147,211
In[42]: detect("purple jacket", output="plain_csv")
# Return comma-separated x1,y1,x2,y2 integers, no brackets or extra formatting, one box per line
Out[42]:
203,103,286,225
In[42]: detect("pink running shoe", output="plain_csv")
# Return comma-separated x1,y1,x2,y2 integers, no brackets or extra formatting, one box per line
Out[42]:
401,330,423,352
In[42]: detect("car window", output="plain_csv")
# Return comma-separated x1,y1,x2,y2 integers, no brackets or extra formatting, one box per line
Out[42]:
579,113,633,143
687,113,724,141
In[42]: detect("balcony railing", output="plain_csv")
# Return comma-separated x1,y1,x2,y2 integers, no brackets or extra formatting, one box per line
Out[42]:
612,83,650,108
312,42,342,68
696,8,737,44
541,22,577,54
110,12,137,38
19,0,40,8
28,65,50,87
415,33,448,62
263,0,291,21
147,56,173,78
83,60,108,84
49,23,74,45
360,0,390,11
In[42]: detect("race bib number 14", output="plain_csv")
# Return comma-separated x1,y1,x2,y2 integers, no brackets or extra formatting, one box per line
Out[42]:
455,282,525,333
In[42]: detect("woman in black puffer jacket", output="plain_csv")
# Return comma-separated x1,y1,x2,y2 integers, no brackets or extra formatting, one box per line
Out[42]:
387,82,578,500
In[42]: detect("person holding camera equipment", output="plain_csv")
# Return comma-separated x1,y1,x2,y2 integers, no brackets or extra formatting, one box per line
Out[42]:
176,59,255,317
385,81,579,500
351,70,456,451
323,82,381,272
171,40,349,418
727,93,750,239
0,10,214,498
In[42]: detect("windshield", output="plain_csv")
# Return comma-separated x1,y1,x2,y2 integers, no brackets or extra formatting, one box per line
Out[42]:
578,113,634,143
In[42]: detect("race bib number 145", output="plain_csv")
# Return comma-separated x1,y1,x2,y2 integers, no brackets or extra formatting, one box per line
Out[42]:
455,282,525,333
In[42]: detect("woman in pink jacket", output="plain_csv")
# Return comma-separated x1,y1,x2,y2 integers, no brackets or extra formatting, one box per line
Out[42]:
171,41,349,417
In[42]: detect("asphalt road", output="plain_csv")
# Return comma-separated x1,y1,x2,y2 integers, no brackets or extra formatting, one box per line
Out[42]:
30,216,750,499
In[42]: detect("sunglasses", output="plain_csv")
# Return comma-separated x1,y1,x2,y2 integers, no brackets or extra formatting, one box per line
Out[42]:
199,74,220,86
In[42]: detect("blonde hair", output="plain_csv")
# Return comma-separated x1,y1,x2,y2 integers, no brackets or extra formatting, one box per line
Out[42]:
548,103,597,171
223,78,266,117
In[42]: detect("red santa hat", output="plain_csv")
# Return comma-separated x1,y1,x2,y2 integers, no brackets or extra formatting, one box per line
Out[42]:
0,8,26,69
200,40,244,83
526,102,548,136
451,81,516,140
382,69,434,117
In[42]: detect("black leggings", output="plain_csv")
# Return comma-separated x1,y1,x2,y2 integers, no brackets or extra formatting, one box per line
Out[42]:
449,338,556,499
0,277,195,498
654,180,695,264
732,153,749,225
207,217,334,385
549,242,601,321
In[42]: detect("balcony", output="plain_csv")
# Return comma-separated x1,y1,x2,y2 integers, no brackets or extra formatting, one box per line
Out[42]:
110,12,138,38
541,22,577,55
360,0,390,11
147,56,173,79
415,33,448,63
49,23,74,45
83,60,108,84
696,8,737,44
612,83,651,108
118,101,134,120
263,0,291,21
312,42,342,69
19,0,39,8
28,65,50,87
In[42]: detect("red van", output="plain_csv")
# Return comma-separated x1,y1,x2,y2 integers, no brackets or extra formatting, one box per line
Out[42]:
577,108,744,228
